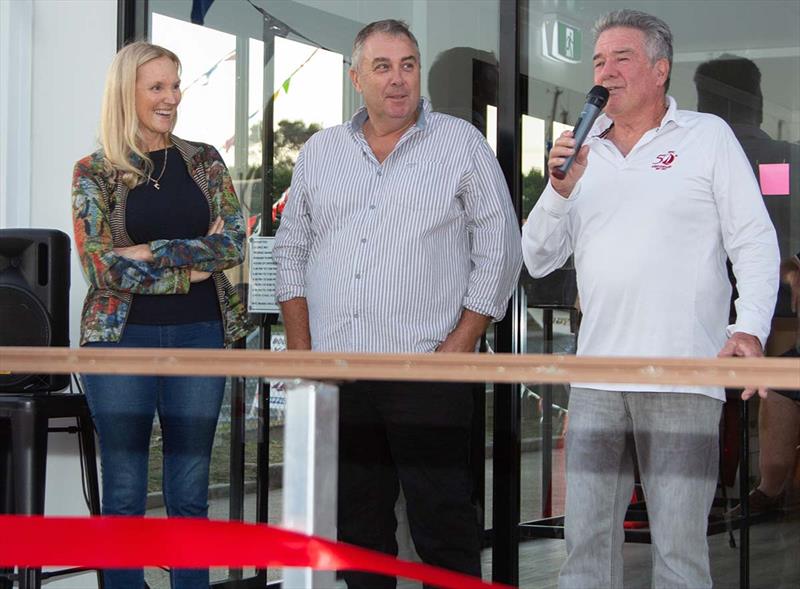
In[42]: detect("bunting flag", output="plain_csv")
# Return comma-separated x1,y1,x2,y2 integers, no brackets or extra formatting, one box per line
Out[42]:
222,47,321,152
224,110,260,153
191,0,215,25
183,49,236,94
0,516,512,589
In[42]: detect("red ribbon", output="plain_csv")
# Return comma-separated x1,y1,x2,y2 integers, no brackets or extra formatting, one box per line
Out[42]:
0,516,512,589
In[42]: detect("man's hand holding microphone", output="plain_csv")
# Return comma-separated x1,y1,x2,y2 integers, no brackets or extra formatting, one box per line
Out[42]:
548,85,609,198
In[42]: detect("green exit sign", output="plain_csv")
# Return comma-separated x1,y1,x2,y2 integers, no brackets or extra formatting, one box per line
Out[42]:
542,19,582,64
558,22,581,61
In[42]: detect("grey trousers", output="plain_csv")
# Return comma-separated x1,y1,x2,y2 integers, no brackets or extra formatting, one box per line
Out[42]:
559,388,723,589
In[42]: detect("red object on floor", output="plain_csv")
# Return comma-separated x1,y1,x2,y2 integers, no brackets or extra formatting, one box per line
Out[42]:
0,516,509,589
623,488,648,529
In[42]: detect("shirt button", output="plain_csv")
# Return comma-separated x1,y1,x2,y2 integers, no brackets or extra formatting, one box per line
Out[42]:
360,238,367,244
377,170,383,177
355,273,361,279
353,313,360,319
369,204,376,210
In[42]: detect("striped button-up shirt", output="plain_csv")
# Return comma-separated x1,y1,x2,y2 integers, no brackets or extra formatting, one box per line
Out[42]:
273,98,522,353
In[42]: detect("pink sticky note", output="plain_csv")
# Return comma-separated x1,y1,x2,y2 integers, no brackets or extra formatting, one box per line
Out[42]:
759,163,790,196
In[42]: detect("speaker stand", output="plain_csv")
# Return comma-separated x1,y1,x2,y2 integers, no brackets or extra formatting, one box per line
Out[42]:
0,392,102,589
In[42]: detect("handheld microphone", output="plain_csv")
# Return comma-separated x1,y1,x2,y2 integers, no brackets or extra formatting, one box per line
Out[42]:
551,85,609,180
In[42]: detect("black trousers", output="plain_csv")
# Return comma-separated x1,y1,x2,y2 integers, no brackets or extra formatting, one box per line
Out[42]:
777,347,800,401
337,380,482,589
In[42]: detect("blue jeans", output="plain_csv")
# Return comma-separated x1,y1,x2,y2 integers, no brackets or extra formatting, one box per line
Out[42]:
82,321,226,589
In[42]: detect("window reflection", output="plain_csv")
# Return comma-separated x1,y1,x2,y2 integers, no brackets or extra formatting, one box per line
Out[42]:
129,1,799,586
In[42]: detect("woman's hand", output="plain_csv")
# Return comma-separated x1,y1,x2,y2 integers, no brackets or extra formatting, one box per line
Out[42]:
116,219,222,282
113,244,154,262
207,216,224,236
186,219,223,284
190,269,211,282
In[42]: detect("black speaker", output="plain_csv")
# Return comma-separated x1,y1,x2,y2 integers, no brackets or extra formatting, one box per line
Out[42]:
0,228,70,393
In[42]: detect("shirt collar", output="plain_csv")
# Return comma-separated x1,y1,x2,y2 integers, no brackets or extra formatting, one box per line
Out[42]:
592,95,683,138
661,95,683,128
349,97,430,134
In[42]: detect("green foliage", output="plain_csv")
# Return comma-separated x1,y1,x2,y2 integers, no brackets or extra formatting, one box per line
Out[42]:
274,119,321,164
245,119,322,223
522,168,547,218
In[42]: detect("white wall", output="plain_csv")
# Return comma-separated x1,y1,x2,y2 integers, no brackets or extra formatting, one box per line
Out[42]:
31,0,117,351
1,1,116,586
0,0,33,228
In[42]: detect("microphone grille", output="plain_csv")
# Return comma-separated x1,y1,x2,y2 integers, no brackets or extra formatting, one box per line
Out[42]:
587,85,610,105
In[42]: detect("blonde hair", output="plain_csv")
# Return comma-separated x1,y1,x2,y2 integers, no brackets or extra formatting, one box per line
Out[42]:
100,42,181,188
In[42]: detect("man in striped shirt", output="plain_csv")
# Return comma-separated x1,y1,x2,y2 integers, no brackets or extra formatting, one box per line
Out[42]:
273,19,521,589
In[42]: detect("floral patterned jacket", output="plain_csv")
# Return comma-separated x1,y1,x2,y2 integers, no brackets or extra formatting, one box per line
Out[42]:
71,136,254,345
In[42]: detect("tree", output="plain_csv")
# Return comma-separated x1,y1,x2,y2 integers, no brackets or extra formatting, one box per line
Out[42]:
245,119,322,225
274,119,321,168
522,168,547,218
247,120,322,195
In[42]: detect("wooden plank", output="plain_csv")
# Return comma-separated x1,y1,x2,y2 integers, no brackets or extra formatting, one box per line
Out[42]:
1,347,798,389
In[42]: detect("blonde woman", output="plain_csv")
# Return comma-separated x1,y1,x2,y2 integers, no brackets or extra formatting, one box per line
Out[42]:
72,42,252,589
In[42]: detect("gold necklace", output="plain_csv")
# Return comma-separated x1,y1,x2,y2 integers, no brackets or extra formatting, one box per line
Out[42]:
148,147,168,190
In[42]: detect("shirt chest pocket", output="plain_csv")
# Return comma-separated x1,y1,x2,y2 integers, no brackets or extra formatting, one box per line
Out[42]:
307,177,363,233
387,162,457,212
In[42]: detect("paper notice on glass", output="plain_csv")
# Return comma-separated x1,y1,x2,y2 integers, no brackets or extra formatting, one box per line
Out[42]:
268,333,287,423
759,163,790,196
248,236,280,314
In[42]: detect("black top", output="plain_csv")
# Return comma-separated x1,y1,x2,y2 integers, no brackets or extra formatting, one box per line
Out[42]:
125,147,221,325
729,124,800,317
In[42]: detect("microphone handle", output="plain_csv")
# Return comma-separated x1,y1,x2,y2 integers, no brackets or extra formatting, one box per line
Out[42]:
551,102,603,180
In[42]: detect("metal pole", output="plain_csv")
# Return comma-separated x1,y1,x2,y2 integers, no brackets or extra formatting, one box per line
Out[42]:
228,340,247,581
261,21,275,238
739,399,750,589
492,1,522,584
233,34,250,190
281,380,339,589
257,18,277,584
541,309,554,518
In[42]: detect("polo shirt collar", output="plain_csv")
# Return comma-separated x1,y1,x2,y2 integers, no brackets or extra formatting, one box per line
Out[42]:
592,95,683,138
350,97,430,134
661,96,684,128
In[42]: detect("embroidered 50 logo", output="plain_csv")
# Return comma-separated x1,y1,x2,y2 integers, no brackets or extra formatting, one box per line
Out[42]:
652,151,678,170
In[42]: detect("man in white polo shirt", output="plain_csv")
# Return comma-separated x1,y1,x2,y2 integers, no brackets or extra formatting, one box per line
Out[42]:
522,9,779,589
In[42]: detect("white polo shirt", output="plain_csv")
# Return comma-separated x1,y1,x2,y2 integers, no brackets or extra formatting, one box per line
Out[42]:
522,97,780,400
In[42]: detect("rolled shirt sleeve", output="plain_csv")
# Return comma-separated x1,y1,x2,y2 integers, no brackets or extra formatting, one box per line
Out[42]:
273,149,311,302
462,140,523,321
